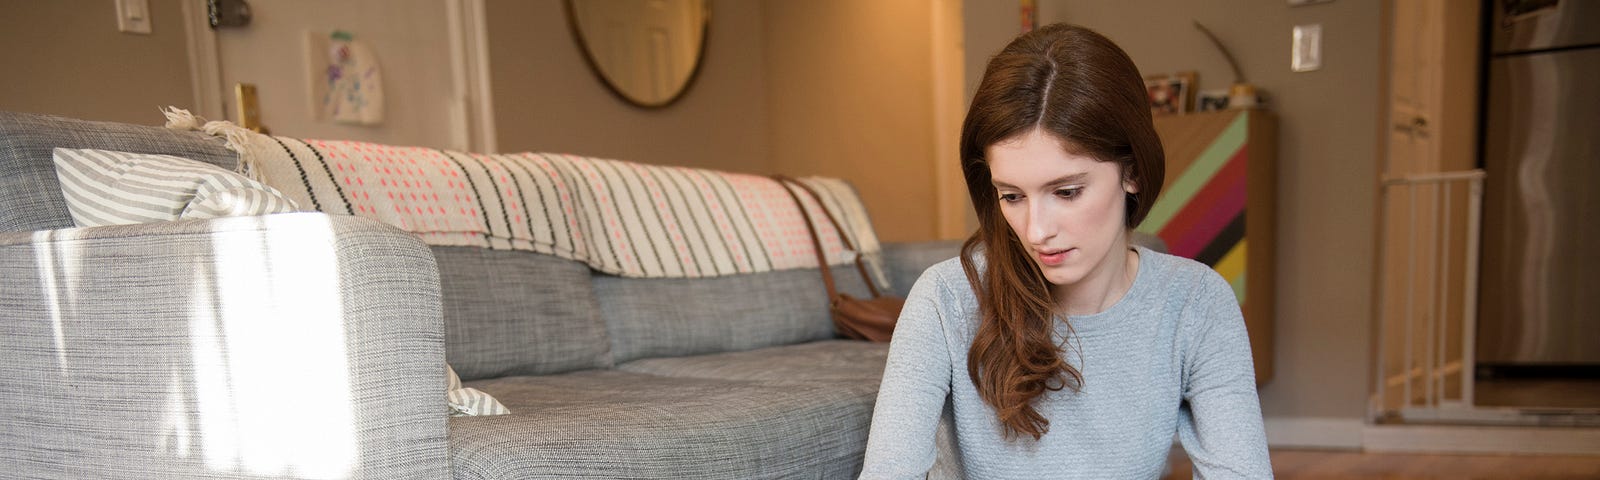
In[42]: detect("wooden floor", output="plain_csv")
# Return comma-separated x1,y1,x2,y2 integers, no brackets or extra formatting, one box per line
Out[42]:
1162,449,1600,479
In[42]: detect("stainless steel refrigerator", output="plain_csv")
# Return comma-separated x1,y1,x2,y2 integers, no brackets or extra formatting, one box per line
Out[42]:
1478,0,1600,370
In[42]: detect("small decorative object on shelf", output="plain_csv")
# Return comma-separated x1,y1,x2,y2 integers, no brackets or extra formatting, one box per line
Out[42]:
1145,71,1196,116
1198,89,1230,112
1020,0,1037,33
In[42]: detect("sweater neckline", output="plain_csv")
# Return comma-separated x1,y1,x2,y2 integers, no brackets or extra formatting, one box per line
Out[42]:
1055,245,1157,336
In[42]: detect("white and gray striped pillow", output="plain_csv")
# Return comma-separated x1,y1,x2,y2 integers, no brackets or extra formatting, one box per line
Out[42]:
52,147,300,227
447,363,510,417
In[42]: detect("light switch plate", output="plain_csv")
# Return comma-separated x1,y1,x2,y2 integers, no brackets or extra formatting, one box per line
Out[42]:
1292,24,1323,72
116,0,152,34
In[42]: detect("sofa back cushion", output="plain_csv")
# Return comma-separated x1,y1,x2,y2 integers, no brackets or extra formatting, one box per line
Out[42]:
0,111,237,233
433,246,612,380
596,265,877,363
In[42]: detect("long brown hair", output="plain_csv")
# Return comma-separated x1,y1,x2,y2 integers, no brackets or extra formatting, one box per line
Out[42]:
959,23,1165,441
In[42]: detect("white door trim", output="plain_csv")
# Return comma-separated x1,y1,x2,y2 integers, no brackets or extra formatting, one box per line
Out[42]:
180,0,225,121
1263,416,1600,455
446,0,497,153
1264,417,1366,450
1363,424,1600,456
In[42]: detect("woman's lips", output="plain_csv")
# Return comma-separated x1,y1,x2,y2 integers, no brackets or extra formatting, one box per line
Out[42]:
1037,248,1072,266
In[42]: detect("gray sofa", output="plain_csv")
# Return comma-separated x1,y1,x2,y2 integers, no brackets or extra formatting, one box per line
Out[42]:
0,110,961,479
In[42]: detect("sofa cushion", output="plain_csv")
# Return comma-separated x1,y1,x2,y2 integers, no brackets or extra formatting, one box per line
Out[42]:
0,111,237,233
433,246,611,380
450,370,876,479
594,266,878,364
52,148,298,226
880,241,963,298
618,339,889,384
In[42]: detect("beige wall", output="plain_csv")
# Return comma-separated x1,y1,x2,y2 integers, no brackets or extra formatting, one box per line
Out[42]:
486,0,772,174
764,1,942,243
0,0,194,125
487,0,947,243
962,0,1022,107
1035,0,1386,420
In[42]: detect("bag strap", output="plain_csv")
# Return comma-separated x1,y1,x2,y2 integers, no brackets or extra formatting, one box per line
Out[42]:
772,175,883,299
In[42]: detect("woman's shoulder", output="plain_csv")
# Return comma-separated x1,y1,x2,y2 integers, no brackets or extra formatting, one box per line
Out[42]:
1138,247,1232,297
1130,247,1241,330
902,254,984,317
909,255,973,298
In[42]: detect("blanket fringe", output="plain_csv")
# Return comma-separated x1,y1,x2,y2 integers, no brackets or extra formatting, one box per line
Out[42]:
160,106,262,180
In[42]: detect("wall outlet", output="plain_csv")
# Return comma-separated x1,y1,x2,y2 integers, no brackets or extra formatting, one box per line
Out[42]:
116,0,152,34
1292,24,1323,72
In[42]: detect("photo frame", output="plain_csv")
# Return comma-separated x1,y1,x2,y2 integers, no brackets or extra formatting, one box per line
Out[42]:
1145,71,1196,116
1197,89,1231,112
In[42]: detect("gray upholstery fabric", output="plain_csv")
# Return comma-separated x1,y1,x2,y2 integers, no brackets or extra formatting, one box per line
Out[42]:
451,369,876,479
619,339,888,384
619,339,973,479
1132,230,1170,254
0,110,237,233
432,246,612,380
595,266,876,364
0,213,448,479
879,241,962,298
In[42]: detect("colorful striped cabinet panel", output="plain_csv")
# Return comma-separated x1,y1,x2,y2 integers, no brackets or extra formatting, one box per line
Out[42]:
1140,109,1277,385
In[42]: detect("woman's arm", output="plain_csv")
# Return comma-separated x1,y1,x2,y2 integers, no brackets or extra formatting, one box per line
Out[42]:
859,266,958,479
1176,272,1273,479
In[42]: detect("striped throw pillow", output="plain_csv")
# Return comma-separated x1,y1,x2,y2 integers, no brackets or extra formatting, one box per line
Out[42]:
52,147,300,227
447,363,510,416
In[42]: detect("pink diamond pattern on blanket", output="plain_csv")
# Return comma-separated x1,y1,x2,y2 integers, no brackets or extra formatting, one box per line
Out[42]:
231,132,886,286
306,139,490,238
727,174,852,271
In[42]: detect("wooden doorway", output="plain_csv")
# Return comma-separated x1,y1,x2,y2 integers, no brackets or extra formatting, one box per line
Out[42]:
1371,0,1484,422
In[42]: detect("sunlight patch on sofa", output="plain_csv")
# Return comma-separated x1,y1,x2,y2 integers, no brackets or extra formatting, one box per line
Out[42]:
30,231,72,376
190,215,358,479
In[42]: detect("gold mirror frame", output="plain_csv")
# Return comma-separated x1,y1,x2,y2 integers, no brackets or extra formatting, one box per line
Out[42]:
564,0,711,109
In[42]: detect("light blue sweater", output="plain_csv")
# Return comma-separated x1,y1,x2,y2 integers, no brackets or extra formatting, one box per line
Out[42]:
860,247,1272,479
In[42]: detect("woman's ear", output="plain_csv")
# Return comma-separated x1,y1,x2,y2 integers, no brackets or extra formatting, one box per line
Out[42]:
1123,171,1140,194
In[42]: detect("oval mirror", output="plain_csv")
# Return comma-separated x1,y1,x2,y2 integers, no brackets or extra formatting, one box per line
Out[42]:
565,0,710,108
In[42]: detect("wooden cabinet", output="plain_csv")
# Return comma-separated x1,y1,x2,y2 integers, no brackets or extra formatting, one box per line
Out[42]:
1142,109,1277,385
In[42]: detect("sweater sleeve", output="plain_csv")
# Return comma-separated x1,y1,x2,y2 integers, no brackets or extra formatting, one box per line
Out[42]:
859,265,958,480
1176,272,1274,479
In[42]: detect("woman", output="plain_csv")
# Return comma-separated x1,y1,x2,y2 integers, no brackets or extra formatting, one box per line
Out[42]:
860,24,1271,479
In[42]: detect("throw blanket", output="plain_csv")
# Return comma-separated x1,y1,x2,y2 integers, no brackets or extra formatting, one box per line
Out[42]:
167,113,884,283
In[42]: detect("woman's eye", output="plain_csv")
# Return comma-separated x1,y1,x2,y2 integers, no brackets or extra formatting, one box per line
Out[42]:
1056,188,1082,199
998,193,1022,203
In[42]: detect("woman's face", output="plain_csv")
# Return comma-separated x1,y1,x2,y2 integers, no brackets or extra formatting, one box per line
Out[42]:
988,128,1136,291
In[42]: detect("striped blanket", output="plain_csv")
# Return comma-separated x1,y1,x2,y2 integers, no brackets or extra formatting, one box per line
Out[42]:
195,125,884,283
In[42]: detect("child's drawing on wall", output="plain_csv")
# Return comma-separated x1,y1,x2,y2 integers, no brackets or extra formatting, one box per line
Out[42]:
321,30,384,125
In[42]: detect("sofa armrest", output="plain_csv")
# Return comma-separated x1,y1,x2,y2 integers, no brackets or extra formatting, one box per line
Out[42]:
878,240,963,298
0,213,447,479
1131,230,1169,254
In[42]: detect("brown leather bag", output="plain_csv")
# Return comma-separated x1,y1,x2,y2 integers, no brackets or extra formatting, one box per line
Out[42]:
773,176,903,342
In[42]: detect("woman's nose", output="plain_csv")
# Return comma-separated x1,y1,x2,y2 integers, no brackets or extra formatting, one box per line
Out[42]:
1026,202,1055,245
